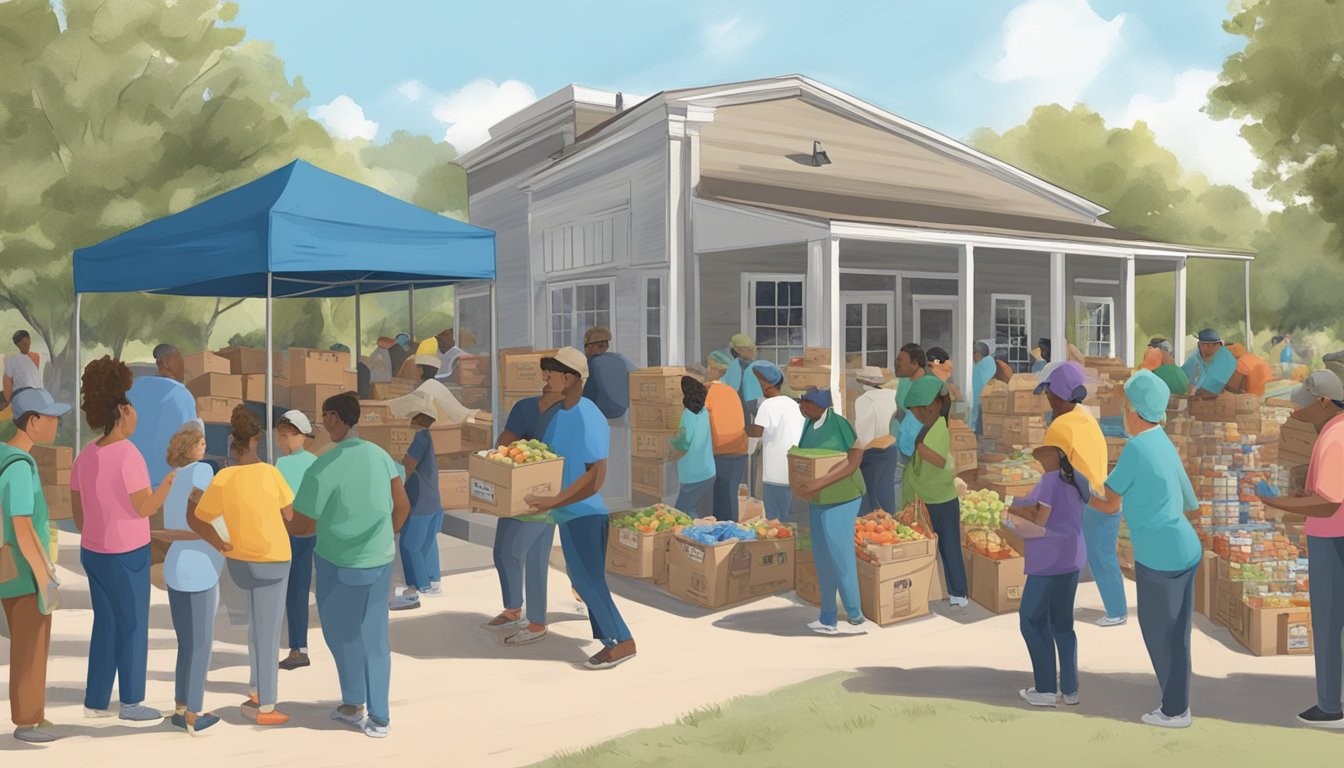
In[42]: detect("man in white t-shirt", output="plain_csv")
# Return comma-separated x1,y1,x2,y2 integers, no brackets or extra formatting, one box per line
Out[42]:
853,366,900,514
745,361,805,522
4,330,44,403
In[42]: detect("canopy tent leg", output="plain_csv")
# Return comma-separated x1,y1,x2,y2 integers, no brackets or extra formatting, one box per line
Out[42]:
1124,256,1136,367
956,243,975,406
489,282,499,440
1244,260,1252,349
266,274,274,464
74,293,82,455
1175,259,1188,362
355,282,362,377
1049,251,1066,375
408,285,416,342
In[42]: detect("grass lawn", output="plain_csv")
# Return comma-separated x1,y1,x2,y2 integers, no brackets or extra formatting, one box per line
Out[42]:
533,672,1333,767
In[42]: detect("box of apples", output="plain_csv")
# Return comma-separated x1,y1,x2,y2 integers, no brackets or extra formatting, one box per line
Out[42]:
607,504,694,582
467,439,565,517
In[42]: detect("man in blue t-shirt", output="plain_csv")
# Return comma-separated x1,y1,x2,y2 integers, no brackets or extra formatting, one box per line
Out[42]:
127,343,197,486
389,405,443,612
582,327,636,507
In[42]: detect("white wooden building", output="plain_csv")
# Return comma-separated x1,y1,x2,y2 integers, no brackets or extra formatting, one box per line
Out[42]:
456,75,1254,415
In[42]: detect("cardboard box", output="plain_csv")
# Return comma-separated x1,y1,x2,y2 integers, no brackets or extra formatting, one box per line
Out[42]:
1280,418,1320,458
794,548,820,606
183,351,229,381
1000,415,1045,447
37,465,69,487
457,386,489,410
499,349,555,391
858,553,938,625
982,418,1004,440
629,401,683,431
288,348,349,386
369,380,416,401
786,450,852,503
1228,601,1310,657
951,449,978,475
437,452,472,471
500,390,539,420
631,456,675,498
1196,551,1217,618
217,346,283,376
358,401,399,427
438,470,469,509
631,429,676,460
665,533,794,610
804,347,832,366
982,391,1009,416
461,419,493,453
1010,390,1047,415
30,445,71,470
467,453,565,517
186,373,243,401
196,396,242,424
1278,611,1313,655
948,422,977,453
456,356,489,386
427,424,464,454
606,512,673,580
629,367,697,405
1189,393,1237,422
359,424,418,459
290,384,343,417
43,485,71,521
786,365,832,392
1105,437,1126,465
965,547,1027,614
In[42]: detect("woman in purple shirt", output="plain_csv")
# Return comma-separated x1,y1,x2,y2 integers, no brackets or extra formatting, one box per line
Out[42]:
1003,442,1089,708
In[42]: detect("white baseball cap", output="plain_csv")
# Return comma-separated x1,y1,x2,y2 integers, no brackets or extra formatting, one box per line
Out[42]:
1292,371,1344,407
278,410,314,436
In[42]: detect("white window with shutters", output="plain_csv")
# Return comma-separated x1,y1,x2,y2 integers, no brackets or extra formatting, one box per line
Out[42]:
541,208,629,274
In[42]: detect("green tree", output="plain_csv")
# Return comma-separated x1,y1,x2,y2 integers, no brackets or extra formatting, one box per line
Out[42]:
1210,0,1344,241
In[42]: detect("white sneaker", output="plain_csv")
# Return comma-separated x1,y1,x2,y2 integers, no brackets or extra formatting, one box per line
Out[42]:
574,601,588,616
84,707,116,719
331,706,367,729
949,596,969,609
364,719,389,739
1020,688,1059,708
483,615,528,632
424,581,442,596
1141,708,1192,729
807,621,841,635
388,594,421,611
504,627,548,646
1062,691,1080,706
1096,615,1128,627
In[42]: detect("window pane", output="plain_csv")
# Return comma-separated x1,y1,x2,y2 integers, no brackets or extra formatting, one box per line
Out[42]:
846,328,862,353
597,284,611,310
870,328,887,351
775,309,790,326
756,308,773,326
758,327,777,346
785,308,800,326
868,303,886,324
756,281,774,308
647,278,660,306
846,304,862,326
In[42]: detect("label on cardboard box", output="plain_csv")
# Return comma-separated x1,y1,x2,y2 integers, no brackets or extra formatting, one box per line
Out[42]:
469,477,496,505
618,528,640,550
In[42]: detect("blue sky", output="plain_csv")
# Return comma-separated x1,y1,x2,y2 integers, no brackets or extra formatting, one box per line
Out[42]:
233,0,1259,202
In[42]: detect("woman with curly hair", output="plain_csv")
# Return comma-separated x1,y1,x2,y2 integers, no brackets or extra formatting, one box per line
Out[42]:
188,405,293,726
71,356,176,723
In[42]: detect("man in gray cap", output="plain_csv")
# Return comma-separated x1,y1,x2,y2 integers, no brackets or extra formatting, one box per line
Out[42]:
1181,329,1237,397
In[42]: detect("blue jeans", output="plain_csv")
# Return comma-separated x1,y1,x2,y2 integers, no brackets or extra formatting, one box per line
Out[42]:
1309,536,1344,713
1135,561,1197,718
399,514,439,592
1082,507,1128,619
81,545,151,709
315,555,394,726
810,499,863,626
712,454,747,521
1020,572,1080,695
167,585,218,713
858,444,899,514
560,515,632,645
926,498,968,598
763,482,794,523
427,509,444,580
286,535,316,651
674,477,715,516
493,517,556,627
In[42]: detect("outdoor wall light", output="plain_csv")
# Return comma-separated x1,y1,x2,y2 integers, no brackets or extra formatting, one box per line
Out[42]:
811,140,831,166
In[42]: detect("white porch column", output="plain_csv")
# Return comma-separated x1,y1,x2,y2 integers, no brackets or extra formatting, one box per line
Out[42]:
1049,251,1066,369
1174,258,1188,362
1244,259,1253,348
805,239,827,347
1123,256,1136,366
826,237,842,414
956,243,975,404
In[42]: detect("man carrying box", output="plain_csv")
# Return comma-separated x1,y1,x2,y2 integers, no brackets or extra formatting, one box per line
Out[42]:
523,348,637,670
1182,329,1237,398
127,344,198,486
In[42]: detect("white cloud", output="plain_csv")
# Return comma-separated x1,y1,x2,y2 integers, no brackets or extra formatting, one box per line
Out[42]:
312,95,379,141
701,14,762,58
431,79,538,152
990,0,1126,108
1110,69,1274,210
398,80,426,103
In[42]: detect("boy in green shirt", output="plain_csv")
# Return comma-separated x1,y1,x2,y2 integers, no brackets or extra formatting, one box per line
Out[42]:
901,375,969,609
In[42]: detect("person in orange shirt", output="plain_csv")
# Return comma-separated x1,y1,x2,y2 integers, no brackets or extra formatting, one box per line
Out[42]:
705,351,748,521
1225,343,1272,396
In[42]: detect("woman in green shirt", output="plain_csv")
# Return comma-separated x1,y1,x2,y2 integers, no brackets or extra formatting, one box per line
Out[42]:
901,375,969,609
794,388,866,634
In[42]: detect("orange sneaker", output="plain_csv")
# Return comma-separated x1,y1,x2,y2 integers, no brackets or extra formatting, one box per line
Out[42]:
256,709,290,726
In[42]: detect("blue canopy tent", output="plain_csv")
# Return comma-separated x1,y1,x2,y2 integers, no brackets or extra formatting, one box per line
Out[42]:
72,159,497,454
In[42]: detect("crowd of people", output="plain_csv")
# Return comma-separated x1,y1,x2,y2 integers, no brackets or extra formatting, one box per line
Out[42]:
2,323,1344,746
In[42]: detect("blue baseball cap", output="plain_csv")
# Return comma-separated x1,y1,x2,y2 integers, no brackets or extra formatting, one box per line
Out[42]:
11,388,71,421
752,360,784,386
800,387,833,409
1124,369,1170,423
394,333,410,345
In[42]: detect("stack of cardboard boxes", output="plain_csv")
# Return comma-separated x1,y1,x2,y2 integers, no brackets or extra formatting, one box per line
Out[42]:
948,419,978,476
497,348,554,422
786,348,846,410
32,445,72,522
288,348,353,418
628,367,697,503
451,355,491,410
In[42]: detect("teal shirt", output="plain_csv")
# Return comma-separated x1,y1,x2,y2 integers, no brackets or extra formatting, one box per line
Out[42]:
1106,427,1202,572
277,449,318,537
294,438,400,569
0,446,49,599
1182,347,1236,395
672,408,715,485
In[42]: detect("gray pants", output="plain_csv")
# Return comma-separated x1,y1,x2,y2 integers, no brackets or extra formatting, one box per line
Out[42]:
1135,561,1197,718
1309,536,1344,713
227,560,290,708
167,586,218,714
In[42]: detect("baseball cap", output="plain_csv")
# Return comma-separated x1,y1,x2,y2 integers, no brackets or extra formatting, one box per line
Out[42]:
414,354,441,368
855,366,888,385
1124,369,1171,423
10,388,71,421
394,333,410,345
1034,361,1087,402
902,375,945,408
1148,337,1172,355
1196,328,1222,344
752,360,784,386
278,410,314,437
799,387,833,409
583,327,612,345
1291,370,1344,407
729,333,756,351
545,347,590,380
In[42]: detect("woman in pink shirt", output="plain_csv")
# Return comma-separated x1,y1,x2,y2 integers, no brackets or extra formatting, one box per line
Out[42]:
71,357,175,723
1263,371,1344,730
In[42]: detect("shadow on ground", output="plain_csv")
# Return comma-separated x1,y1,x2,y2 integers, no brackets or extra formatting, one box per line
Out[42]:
389,611,594,665
845,664,1314,730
